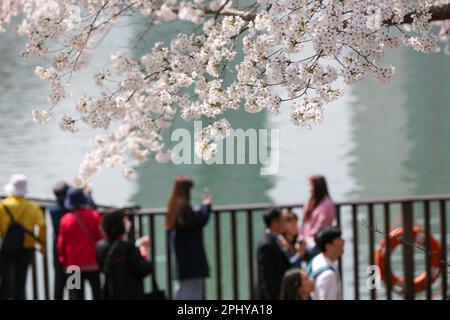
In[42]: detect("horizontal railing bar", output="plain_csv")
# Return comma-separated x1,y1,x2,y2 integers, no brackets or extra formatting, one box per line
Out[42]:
10,194,450,217
111,195,450,215
335,194,450,205
134,203,305,215
133,196,450,215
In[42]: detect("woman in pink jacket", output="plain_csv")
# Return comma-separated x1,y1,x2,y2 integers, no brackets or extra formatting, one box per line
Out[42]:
299,175,336,261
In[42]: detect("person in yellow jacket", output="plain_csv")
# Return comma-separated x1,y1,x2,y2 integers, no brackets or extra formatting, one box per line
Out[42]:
0,174,46,300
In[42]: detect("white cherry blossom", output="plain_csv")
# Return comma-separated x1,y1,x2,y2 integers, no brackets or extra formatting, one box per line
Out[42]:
0,0,449,184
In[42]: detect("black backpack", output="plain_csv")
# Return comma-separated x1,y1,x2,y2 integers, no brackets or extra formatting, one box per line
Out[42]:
1,205,41,257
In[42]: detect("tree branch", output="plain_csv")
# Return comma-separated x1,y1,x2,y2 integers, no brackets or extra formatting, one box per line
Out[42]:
208,4,450,24
388,4,450,25
204,6,256,21
168,4,257,21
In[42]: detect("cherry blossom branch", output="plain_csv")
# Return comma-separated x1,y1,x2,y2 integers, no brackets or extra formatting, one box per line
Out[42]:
6,0,449,184
390,4,450,25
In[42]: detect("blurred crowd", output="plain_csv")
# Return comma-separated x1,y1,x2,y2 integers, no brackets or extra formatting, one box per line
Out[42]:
0,173,342,300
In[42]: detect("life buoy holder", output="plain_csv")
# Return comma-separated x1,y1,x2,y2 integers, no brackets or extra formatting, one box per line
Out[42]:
375,226,441,294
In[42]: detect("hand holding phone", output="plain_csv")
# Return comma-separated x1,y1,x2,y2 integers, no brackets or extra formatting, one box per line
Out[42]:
202,187,212,205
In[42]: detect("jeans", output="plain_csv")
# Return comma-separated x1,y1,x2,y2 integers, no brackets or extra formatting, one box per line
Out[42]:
0,249,33,300
175,278,204,300
68,271,101,300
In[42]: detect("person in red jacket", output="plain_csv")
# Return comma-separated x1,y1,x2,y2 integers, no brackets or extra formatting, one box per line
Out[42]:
57,187,103,300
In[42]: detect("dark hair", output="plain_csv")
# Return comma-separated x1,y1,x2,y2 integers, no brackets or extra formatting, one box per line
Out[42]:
314,225,342,253
263,208,282,228
103,210,126,240
304,175,330,219
166,176,194,229
284,210,298,222
280,269,303,300
64,187,89,211
53,181,69,204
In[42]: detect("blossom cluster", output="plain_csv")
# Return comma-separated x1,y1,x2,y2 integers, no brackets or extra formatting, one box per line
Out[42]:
1,0,449,185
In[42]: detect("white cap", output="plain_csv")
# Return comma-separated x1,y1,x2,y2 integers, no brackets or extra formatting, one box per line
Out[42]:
4,174,28,196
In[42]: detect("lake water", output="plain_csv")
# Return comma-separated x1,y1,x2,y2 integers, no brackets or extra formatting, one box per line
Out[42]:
1,19,449,299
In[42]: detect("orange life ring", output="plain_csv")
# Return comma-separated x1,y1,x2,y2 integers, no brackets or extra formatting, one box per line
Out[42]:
375,226,441,294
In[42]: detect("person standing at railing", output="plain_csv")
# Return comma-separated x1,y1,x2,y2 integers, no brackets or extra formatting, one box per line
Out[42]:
48,181,70,300
96,209,152,300
49,182,97,300
256,208,305,300
166,177,212,300
0,174,46,300
307,226,344,300
57,187,103,300
299,175,336,261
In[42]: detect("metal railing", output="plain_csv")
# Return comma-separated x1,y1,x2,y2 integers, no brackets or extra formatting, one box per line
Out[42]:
16,194,450,300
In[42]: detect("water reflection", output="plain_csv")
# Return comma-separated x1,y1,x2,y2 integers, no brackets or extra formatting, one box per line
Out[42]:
349,46,450,199
349,48,414,199
403,49,450,195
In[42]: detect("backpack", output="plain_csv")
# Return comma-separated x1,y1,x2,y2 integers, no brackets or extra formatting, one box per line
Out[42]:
0,205,41,257
306,261,336,279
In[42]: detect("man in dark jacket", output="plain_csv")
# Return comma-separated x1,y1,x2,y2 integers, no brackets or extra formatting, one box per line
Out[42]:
256,208,302,300
96,210,152,300
48,181,69,300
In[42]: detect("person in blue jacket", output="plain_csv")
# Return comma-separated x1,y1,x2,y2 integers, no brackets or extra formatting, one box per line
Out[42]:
166,176,211,300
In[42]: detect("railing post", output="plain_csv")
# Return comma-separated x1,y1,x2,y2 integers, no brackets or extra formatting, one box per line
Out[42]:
368,204,376,300
231,211,239,300
214,212,222,300
439,200,447,300
351,205,360,300
383,203,392,300
166,231,173,300
138,215,143,238
246,210,254,299
41,207,50,300
424,201,432,300
149,215,156,284
401,201,415,300
335,205,344,298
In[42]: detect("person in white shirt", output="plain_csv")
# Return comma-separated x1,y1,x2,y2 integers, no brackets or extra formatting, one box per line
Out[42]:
308,226,345,300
